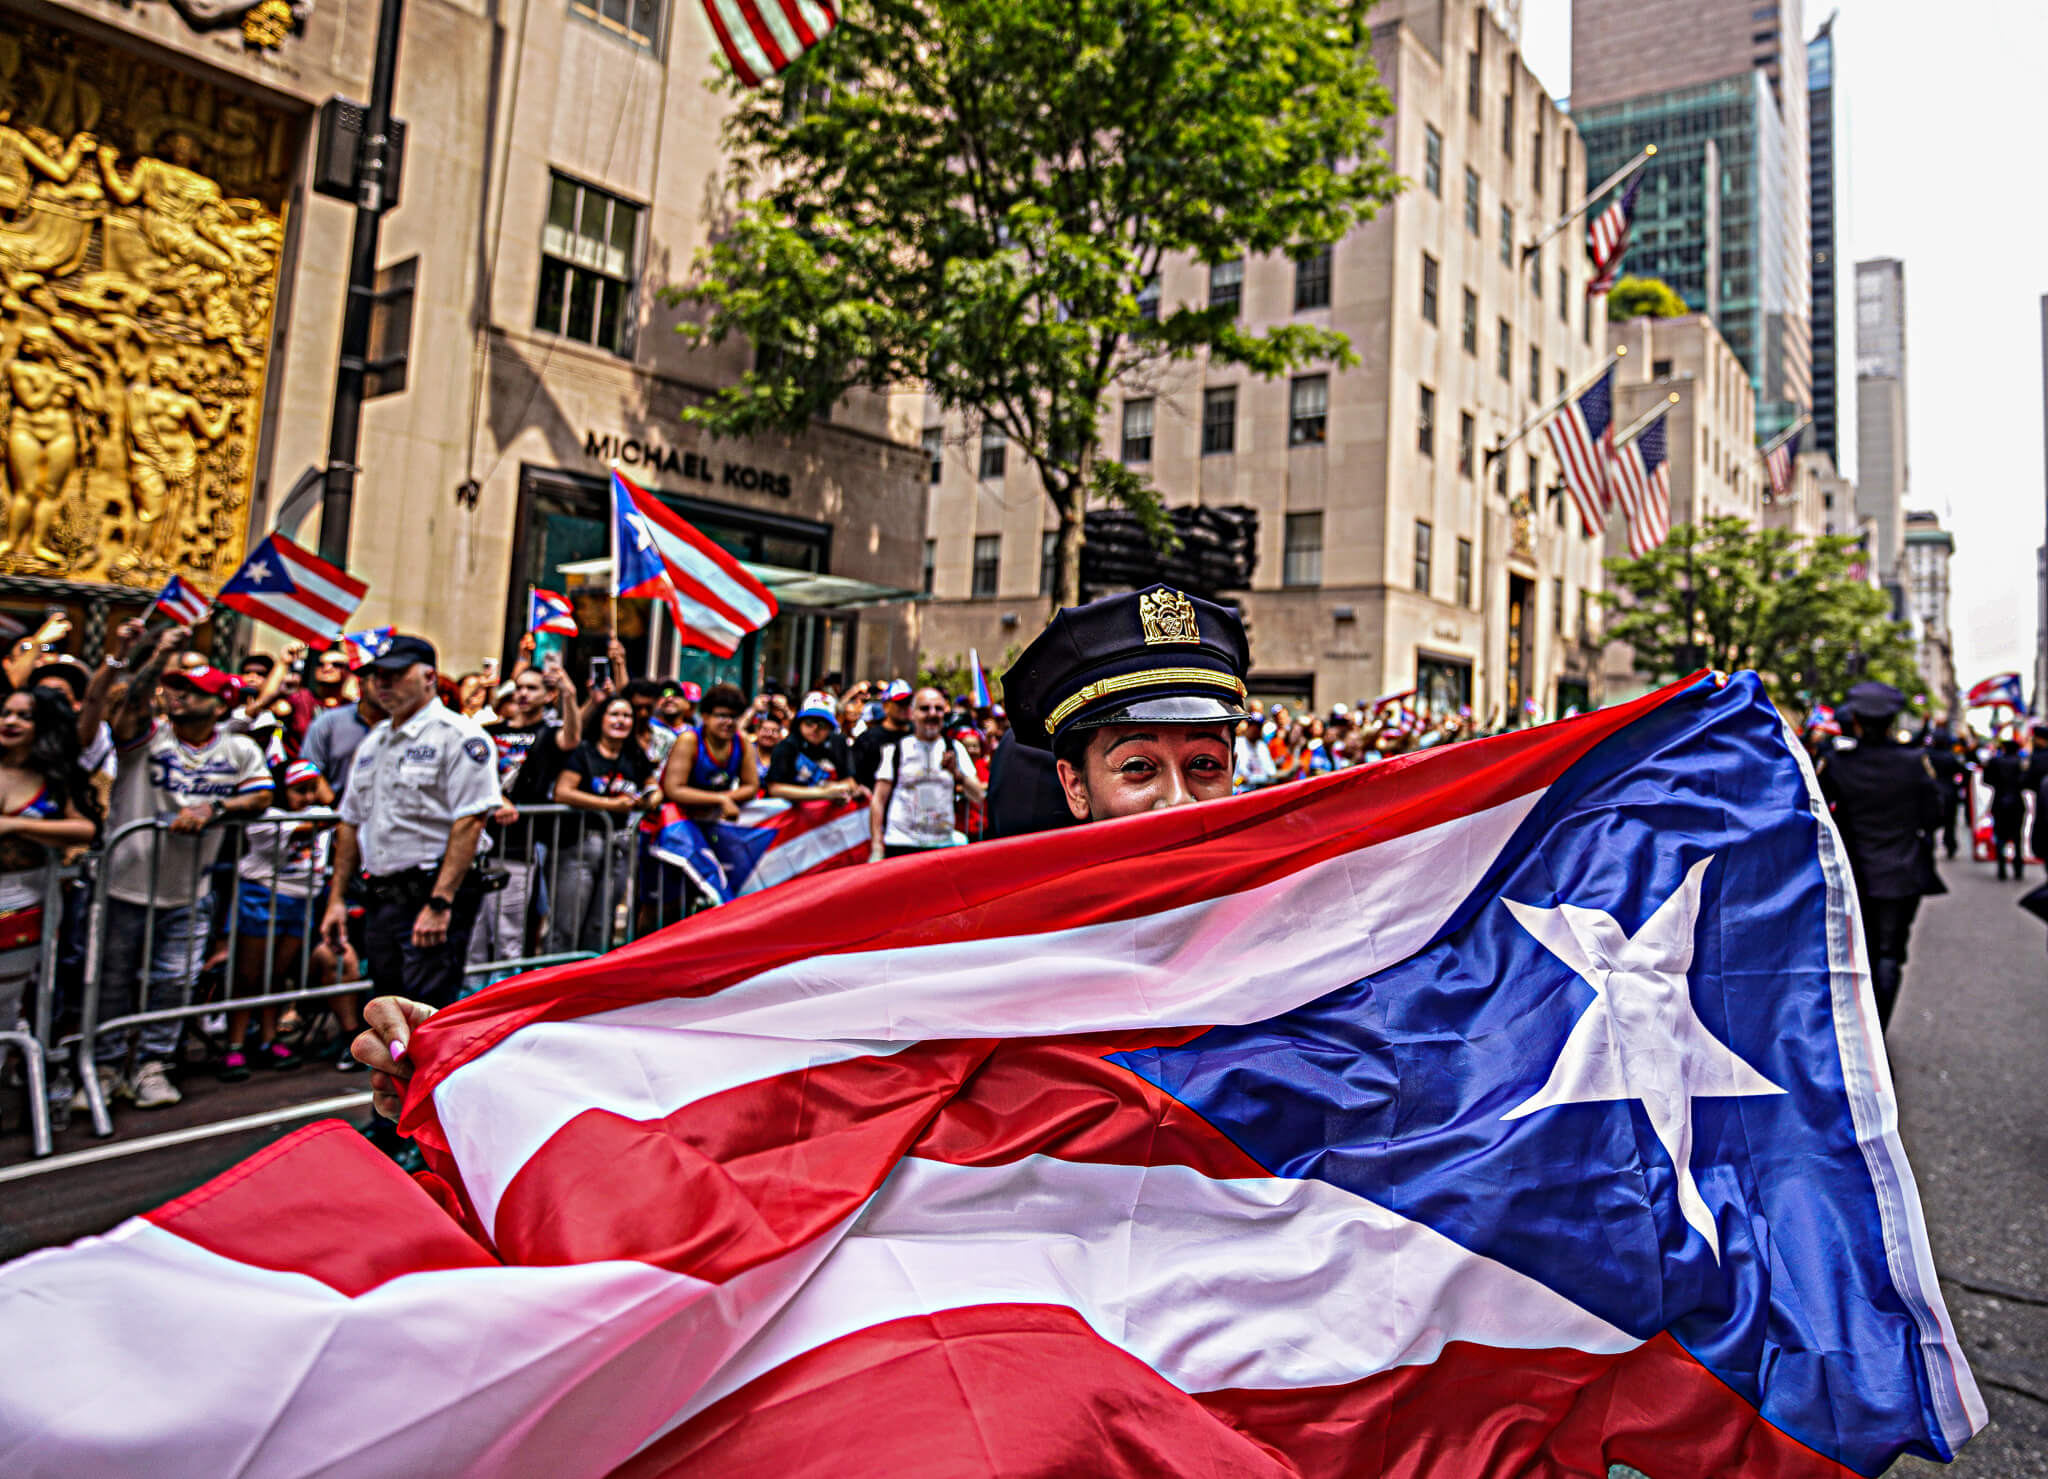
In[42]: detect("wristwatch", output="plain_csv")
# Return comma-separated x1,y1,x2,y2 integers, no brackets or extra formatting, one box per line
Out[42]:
424,894,453,914
208,799,226,821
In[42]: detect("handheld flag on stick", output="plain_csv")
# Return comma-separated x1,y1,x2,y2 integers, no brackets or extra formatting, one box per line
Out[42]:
217,533,368,646
1966,673,2027,712
0,674,1983,1476
610,466,777,658
700,0,838,87
1586,174,1644,295
1608,410,1673,556
341,627,395,671
148,575,211,628
1764,425,1804,500
1543,368,1615,537
968,649,991,709
529,588,578,637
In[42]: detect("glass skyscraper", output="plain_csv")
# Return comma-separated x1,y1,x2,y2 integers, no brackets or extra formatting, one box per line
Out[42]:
1808,19,1840,468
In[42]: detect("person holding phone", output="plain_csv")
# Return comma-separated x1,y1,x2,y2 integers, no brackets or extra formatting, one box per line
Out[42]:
471,657,582,965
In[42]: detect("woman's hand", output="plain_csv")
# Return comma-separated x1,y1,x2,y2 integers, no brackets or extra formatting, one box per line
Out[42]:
351,996,438,1122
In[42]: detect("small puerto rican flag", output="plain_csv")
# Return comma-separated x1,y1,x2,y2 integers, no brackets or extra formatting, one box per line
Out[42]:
149,574,211,628
530,588,578,637
341,627,395,671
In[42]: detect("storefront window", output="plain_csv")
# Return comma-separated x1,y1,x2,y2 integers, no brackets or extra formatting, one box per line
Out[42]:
1415,654,1472,721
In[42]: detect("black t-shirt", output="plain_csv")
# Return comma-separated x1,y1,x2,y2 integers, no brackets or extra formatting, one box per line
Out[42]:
851,722,909,788
766,733,851,790
562,741,653,801
486,719,568,861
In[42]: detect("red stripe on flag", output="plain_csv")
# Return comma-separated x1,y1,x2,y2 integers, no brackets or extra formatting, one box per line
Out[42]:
269,533,369,599
143,1120,495,1296
402,676,1706,1125
215,593,332,648
729,0,790,74
699,0,760,85
619,1312,1860,1479
777,0,817,49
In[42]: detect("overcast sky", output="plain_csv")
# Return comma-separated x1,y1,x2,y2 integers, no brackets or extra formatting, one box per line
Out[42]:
1518,1,2048,693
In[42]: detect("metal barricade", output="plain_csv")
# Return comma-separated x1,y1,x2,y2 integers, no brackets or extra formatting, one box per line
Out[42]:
0,844,78,1159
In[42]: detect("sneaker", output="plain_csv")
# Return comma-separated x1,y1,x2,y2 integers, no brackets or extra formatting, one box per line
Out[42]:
259,1040,301,1072
66,1064,124,1112
217,1049,251,1083
335,1051,367,1074
131,1059,183,1109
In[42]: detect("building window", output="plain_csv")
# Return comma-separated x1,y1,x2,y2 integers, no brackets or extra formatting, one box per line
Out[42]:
971,534,1001,598
1528,454,1540,502
1532,127,1544,193
1583,293,1593,346
1209,258,1243,314
1653,357,1674,378
1294,246,1332,311
1527,344,1541,401
1467,49,1482,119
1424,124,1443,195
1501,87,1515,155
979,425,1006,479
1413,520,1433,593
1283,512,1324,587
569,0,662,47
1498,204,1514,266
1137,274,1161,322
1558,158,1570,214
1464,168,1481,234
1201,386,1237,455
1121,398,1154,463
535,173,641,354
1530,248,1542,299
1039,531,1057,596
1496,318,1511,381
1421,253,1439,324
1558,264,1569,319
1418,384,1436,457
1458,411,1475,478
1578,588,1592,637
1289,374,1328,445
922,538,935,595
1456,536,1473,606
1554,577,1567,635
1461,289,1478,354
922,427,943,485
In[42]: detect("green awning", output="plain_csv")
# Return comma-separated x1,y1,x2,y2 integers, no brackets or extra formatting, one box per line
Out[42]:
555,557,924,611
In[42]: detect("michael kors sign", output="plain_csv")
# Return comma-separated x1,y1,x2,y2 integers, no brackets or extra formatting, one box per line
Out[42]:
584,432,792,498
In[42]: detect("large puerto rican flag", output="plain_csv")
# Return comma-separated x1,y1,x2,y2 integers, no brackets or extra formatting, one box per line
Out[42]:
217,533,369,646
0,673,1982,1477
611,466,777,658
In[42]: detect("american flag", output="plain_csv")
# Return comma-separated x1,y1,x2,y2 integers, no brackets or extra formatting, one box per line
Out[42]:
1586,174,1644,296
700,0,837,87
0,675,1984,1476
216,532,368,646
1764,425,1803,500
1608,410,1672,556
147,574,211,628
1543,367,1615,537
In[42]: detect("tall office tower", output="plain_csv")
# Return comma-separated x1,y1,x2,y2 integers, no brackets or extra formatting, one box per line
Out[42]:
1807,16,1841,469
1903,511,1957,722
1855,258,1909,610
1571,0,1812,440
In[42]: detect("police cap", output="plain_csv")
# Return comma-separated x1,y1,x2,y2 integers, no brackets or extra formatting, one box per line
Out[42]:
366,634,438,673
1002,584,1251,752
1841,680,1905,723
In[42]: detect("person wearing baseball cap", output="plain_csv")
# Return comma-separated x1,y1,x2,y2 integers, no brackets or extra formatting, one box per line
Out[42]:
852,678,916,789
765,697,865,804
91,628,273,1113
322,633,503,1027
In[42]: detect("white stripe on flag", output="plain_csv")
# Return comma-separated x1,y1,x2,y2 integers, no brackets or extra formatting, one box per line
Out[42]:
273,551,366,619
709,0,778,77
652,1154,1638,1443
746,0,805,65
246,593,347,641
789,0,833,38
646,525,773,631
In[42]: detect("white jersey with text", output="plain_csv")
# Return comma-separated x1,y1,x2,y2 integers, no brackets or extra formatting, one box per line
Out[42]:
106,721,272,908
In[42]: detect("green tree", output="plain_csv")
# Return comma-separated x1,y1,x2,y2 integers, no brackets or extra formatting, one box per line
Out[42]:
1605,275,1690,322
669,0,1400,608
1602,518,1924,707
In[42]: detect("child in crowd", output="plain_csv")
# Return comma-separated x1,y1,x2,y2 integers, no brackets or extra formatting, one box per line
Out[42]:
219,760,356,1080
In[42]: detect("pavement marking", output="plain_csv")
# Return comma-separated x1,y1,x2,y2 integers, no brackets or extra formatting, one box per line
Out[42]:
0,1093,375,1184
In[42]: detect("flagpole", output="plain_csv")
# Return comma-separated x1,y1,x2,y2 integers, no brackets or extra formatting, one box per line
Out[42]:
1484,346,1627,467
1757,412,1813,458
1522,146,1656,262
607,461,621,637
1611,391,1681,452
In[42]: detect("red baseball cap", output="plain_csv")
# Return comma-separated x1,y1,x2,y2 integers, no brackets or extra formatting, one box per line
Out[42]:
165,665,243,701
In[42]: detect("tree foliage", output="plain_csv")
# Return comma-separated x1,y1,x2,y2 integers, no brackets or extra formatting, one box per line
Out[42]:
668,0,1400,606
1605,276,1690,322
1602,518,1924,707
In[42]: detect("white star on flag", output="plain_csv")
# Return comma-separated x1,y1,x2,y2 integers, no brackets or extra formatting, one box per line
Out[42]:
1501,855,1785,1261
243,559,272,585
625,511,657,552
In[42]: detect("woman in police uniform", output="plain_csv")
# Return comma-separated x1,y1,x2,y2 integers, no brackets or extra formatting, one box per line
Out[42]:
353,586,1253,1116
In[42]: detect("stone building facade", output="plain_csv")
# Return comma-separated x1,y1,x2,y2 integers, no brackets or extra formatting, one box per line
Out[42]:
0,0,926,684
922,0,1610,722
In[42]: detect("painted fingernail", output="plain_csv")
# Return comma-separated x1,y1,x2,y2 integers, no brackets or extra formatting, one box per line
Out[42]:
390,1040,407,1063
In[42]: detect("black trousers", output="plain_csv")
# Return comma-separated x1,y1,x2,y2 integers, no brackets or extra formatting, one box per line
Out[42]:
363,887,484,1011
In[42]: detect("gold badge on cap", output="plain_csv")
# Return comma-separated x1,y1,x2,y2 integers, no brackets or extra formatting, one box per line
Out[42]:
1139,589,1200,645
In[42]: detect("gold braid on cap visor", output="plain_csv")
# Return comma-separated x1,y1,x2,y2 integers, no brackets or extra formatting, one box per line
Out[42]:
1044,668,1249,735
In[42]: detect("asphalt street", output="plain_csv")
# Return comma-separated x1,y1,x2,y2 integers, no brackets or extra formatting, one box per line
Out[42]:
0,849,2042,1474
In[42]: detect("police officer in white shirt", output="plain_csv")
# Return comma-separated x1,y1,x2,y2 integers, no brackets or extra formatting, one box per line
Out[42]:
320,635,501,1010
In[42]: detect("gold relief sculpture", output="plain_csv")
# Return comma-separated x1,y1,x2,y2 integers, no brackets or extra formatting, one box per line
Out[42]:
1509,494,1536,563
0,23,289,591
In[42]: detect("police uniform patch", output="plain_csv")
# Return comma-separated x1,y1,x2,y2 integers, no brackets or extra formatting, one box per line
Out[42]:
464,738,490,764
